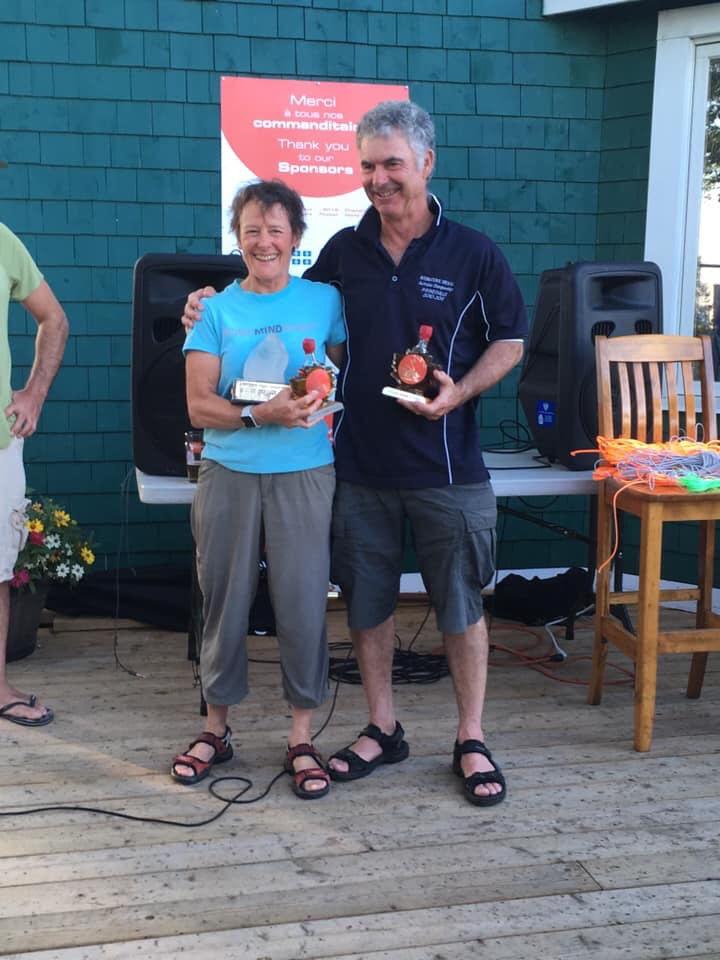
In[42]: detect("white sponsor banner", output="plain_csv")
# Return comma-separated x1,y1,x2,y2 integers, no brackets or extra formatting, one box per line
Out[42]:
220,77,408,271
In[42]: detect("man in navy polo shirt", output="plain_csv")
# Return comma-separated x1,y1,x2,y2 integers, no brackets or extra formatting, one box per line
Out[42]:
183,100,526,806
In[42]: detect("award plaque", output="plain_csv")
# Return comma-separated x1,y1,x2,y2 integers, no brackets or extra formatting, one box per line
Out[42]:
229,380,285,405
230,338,343,424
382,324,440,404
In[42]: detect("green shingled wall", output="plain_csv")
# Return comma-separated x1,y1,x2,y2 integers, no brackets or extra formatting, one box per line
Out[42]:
597,12,656,263
1,0,666,575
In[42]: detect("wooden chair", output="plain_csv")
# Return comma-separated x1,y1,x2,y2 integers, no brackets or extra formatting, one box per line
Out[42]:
589,334,720,751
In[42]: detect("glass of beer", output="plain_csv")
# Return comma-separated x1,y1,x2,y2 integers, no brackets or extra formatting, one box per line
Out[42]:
184,429,204,482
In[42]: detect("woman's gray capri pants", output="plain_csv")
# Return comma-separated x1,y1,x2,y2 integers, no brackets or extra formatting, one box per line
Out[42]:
191,459,335,709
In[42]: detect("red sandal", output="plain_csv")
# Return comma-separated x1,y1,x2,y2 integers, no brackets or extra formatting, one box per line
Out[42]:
171,726,233,785
284,743,330,800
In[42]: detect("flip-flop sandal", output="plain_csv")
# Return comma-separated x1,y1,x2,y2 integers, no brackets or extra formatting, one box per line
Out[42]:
0,694,54,727
171,727,233,785
328,721,409,782
453,738,506,807
284,743,330,800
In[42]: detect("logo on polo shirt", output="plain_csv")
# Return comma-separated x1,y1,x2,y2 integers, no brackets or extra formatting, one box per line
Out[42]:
418,275,454,302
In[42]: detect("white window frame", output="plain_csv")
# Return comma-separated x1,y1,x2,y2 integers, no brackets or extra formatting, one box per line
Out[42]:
644,5,720,345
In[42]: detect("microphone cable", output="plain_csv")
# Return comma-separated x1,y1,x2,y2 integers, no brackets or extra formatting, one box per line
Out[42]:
0,665,347,826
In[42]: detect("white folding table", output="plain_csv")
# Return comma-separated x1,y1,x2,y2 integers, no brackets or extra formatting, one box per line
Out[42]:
135,449,597,503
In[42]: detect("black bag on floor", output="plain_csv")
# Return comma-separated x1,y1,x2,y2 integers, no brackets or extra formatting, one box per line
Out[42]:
489,566,594,626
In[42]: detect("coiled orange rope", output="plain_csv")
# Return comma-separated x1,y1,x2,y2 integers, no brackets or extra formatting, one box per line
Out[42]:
572,437,720,571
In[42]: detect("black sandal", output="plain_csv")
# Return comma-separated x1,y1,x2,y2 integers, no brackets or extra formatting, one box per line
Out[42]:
328,721,409,782
284,743,330,800
171,726,233,785
0,694,53,727
453,738,506,807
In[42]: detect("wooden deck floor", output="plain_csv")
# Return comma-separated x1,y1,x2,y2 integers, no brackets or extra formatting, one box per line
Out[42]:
1,600,719,959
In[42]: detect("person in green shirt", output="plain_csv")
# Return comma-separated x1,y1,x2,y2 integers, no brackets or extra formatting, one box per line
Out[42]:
0,223,68,726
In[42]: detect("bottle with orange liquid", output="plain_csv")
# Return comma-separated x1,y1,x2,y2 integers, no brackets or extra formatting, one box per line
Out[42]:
383,324,440,404
290,338,343,424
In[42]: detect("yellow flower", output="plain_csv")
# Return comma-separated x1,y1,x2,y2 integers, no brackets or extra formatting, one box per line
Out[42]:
31,502,43,513
53,510,71,527
27,519,44,533
80,546,95,565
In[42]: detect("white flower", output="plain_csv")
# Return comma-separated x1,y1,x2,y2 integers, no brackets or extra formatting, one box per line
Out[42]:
71,564,84,581
64,543,73,557
55,563,70,579
45,534,61,548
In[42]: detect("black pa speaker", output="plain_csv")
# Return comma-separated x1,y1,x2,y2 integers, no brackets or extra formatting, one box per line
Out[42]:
518,261,662,470
131,253,247,476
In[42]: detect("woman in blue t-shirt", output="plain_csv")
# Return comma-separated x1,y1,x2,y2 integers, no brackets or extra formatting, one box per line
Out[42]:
173,180,346,799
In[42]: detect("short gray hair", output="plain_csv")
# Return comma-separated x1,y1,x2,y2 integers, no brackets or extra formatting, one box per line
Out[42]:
356,100,436,170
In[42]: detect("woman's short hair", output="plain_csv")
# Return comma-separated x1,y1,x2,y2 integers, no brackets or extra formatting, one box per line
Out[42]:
356,100,436,170
229,179,307,239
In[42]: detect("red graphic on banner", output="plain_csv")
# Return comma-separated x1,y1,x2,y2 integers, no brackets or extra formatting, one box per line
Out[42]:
221,78,408,198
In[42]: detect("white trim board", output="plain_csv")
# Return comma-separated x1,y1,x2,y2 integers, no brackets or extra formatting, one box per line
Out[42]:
644,4,720,337
543,0,636,13
613,573,720,614
399,569,559,596
399,569,720,614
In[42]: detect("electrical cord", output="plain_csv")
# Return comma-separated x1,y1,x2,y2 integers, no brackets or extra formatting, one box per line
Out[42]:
0,674,344,824
0,628,354,825
1,610,633,823
328,605,449,685
8,470,444,824
0,783,263,827
1,612,445,821
482,418,535,453
6,557,622,825
406,603,432,652
329,645,449,685
111,467,146,679
487,614,634,686
517,494,558,510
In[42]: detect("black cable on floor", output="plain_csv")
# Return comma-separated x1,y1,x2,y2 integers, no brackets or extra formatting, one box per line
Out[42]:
329,646,449,685
0,782,266,828
2,601,445,823
0,673,345,825
328,606,449,685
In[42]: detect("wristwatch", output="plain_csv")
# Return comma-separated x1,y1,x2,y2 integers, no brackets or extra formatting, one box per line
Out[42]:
241,405,260,429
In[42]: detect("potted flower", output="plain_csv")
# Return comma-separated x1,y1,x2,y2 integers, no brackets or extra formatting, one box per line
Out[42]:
8,496,95,661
